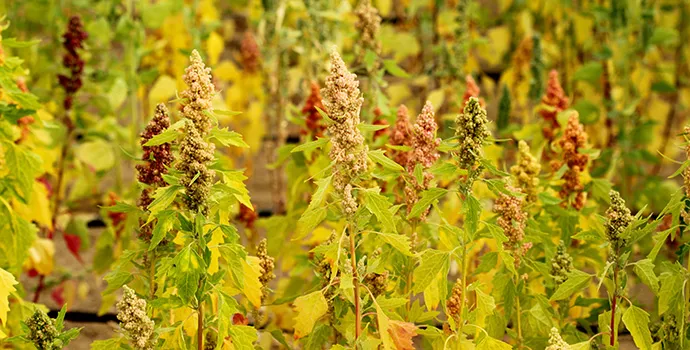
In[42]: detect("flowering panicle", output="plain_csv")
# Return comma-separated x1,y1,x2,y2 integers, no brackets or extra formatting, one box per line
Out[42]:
461,75,484,108
257,239,275,302
321,50,368,216
494,186,531,267
512,36,533,74
545,327,569,350
355,0,382,63
237,203,258,231
606,190,633,253
240,31,260,73
404,101,440,219
510,140,541,203
551,112,589,210
58,16,87,111
540,70,569,140
136,104,174,209
389,104,413,167
455,97,490,170
446,279,463,321
363,271,388,297
550,241,573,286
178,50,216,214
372,107,389,140
301,81,327,139
26,309,59,350
117,286,155,350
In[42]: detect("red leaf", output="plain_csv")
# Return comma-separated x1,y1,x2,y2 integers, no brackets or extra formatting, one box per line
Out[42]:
232,313,248,325
63,233,83,263
51,284,65,306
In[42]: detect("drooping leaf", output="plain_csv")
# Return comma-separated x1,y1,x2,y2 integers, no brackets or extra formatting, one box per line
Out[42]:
622,305,653,350
632,259,659,294
550,269,591,301
293,291,328,339
363,188,397,233
0,268,17,326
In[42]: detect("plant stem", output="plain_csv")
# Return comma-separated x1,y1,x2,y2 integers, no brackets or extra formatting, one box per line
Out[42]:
610,267,618,347
515,275,523,348
405,220,418,318
197,302,203,350
349,224,361,340
458,245,467,330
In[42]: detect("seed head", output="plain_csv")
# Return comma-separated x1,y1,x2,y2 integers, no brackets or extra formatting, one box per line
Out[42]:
461,75,485,108
257,238,276,302
26,309,59,350
545,327,569,350
510,140,541,203
240,31,260,73
355,0,382,62
322,50,368,216
301,81,327,139
550,241,573,286
389,104,413,168
606,190,632,252
494,186,530,267
551,112,589,210
116,286,155,350
540,70,569,140
455,97,490,169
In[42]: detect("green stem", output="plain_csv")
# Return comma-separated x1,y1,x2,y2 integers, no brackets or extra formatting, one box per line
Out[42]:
405,220,418,318
197,301,203,350
349,223,362,340
610,267,618,347
515,275,523,348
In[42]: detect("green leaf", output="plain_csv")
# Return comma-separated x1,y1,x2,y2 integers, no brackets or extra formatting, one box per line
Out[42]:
464,194,481,236
550,270,592,301
102,201,140,214
668,159,690,179
362,188,397,233
567,341,592,350
149,210,178,250
632,259,659,294
103,271,133,295
383,59,410,78
144,120,185,146
2,38,41,48
650,27,679,46
227,325,257,350
412,250,450,294
407,188,447,220
147,185,182,216
373,232,413,256
622,305,653,350
214,109,243,117
291,137,328,153
90,338,124,350
658,272,684,315
209,127,249,148
573,62,603,83
368,150,404,172
358,123,389,132
293,206,327,240
476,336,512,350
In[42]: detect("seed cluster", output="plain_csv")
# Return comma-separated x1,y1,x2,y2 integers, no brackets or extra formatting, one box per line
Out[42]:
301,81,327,139
116,286,155,350
355,0,381,64
455,97,490,170
26,309,59,350
321,51,368,216
461,75,484,108
136,104,174,213
446,279,463,321
179,50,216,214
510,140,541,203
550,241,573,286
257,238,276,302
551,112,589,210
363,271,388,297
240,31,260,73
404,101,440,220
494,186,532,267
540,70,569,140
545,327,569,350
58,16,87,111
606,190,633,253
389,104,413,167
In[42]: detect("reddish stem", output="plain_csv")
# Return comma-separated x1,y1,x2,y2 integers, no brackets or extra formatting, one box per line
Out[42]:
33,275,45,303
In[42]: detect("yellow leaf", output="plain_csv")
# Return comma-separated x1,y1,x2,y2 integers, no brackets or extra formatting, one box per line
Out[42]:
243,257,263,308
207,228,224,274
23,238,55,275
426,89,445,113
423,272,442,310
0,268,18,326
13,181,52,229
206,31,224,66
388,320,417,350
292,290,328,339
149,75,177,107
